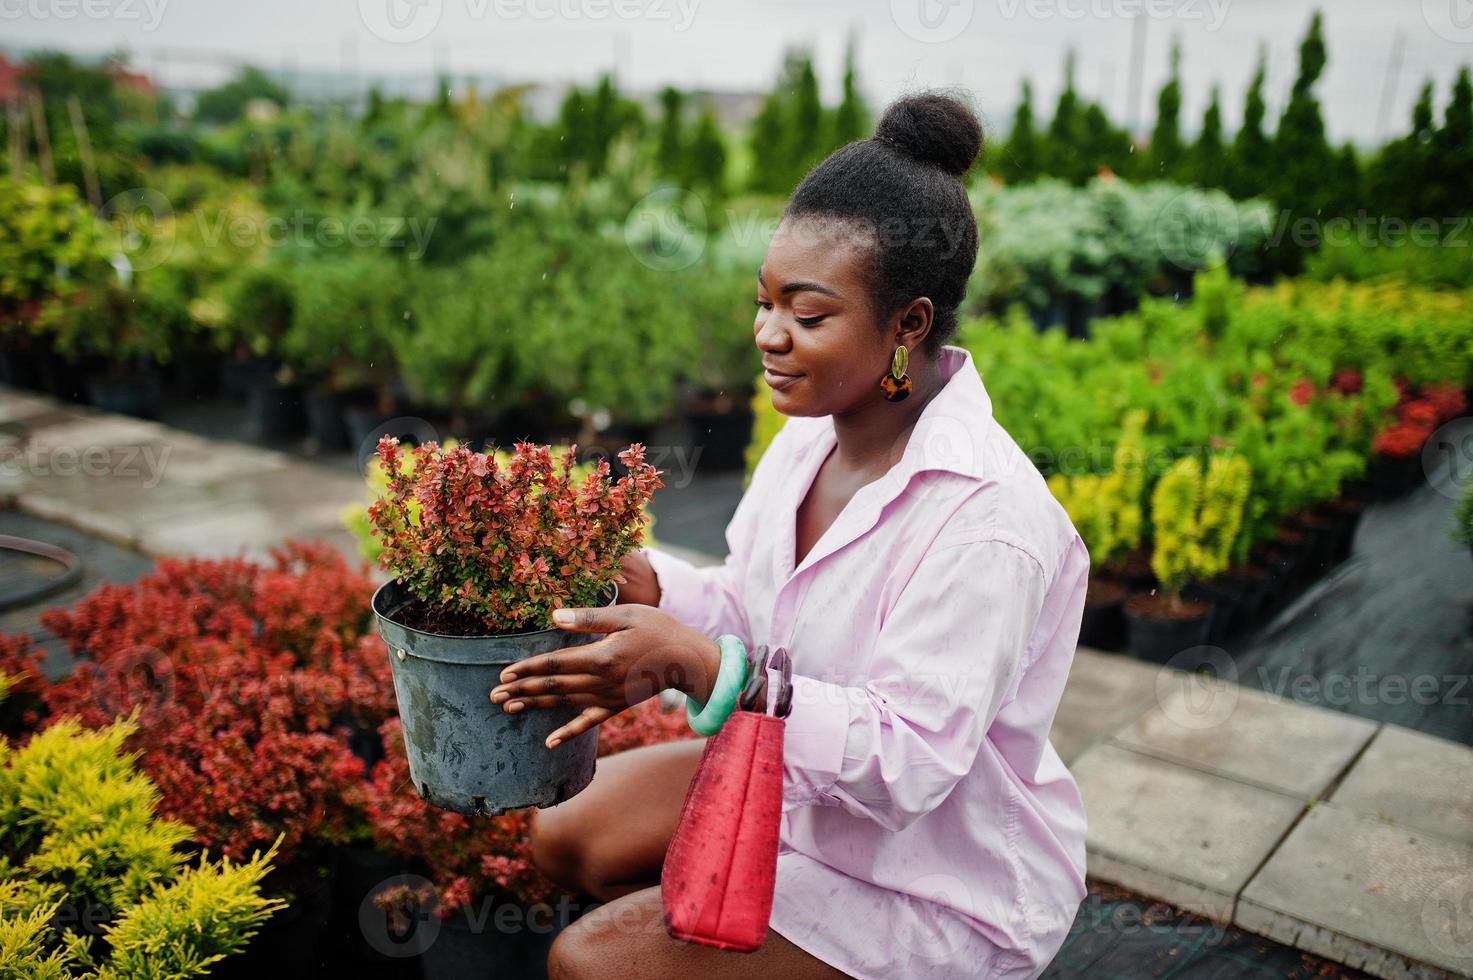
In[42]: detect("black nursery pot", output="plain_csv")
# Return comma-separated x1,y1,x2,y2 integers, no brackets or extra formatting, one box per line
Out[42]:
1078,578,1128,651
304,388,351,450
1124,593,1214,664
419,893,533,980
84,370,164,420
214,858,337,979
1184,579,1244,644
247,374,306,441
685,407,755,473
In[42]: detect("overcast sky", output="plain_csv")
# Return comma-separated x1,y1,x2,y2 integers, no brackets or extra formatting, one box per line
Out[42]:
5,0,1472,145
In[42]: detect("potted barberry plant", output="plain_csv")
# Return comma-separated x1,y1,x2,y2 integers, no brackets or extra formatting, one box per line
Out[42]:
367,435,662,817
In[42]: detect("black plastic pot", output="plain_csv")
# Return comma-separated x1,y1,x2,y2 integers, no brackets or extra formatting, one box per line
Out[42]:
1124,593,1214,664
685,408,754,473
166,348,223,399
1324,498,1365,565
1185,579,1245,643
1366,453,1421,500
247,374,306,441
304,388,351,450
215,858,336,978
420,895,529,980
1220,566,1271,635
220,356,275,401
324,846,415,966
84,370,163,419
371,579,614,816
1078,579,1128,651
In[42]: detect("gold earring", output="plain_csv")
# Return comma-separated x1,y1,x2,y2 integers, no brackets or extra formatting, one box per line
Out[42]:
880,344,912,402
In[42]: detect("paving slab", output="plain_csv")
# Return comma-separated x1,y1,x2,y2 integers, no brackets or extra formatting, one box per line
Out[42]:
1072,741,1308,925
1331,726,1473,847
1238,801,1473,980
1049,647,1162,764
1113,672,1380,799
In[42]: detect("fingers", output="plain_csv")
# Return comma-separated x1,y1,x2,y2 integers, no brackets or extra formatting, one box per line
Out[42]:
546,705,614,749
498,692,608,713
491,673,604,708
550,604,633,634
498,646,608,684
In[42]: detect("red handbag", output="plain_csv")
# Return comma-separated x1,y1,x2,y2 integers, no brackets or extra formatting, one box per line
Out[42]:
661,645,793,952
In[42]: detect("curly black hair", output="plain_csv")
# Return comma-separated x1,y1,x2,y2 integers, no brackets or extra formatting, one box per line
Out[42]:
782,89,984,358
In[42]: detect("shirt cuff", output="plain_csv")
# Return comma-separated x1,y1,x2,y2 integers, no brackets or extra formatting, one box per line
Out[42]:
642,545,707,631
779,672,850,810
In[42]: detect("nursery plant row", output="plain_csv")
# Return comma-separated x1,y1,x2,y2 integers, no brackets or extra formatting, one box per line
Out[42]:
950,265,1472,659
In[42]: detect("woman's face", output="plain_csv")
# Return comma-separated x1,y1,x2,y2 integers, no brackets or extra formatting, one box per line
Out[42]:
754,216,895,418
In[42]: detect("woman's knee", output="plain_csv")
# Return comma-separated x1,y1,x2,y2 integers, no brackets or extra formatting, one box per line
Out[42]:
528,807,586,894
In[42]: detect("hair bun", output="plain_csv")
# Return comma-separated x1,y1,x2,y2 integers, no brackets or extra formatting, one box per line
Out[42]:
873,91,984,178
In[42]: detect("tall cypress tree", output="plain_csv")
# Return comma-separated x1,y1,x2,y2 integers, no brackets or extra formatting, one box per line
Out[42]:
1433,66,1473,219
687,107,727,193
1274,13,1336,221
1047,51,1087,182
831,35,868,147
1189,85,1227,189
1149,40,1185,179
1230,49,1272,201
1003,79,1042,183
788,55,825,184
655,86,685,180
1367,82,1436,220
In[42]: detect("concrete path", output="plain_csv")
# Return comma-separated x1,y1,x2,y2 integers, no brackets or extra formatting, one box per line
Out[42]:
3,383,1469,979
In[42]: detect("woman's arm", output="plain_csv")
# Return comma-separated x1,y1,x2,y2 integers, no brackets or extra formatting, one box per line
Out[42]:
630,421,800,648
774,535,1087,834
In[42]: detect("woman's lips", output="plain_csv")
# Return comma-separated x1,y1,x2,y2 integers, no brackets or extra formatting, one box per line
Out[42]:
764,369,803,390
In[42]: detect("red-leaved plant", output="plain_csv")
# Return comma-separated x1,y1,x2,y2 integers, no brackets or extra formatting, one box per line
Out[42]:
368,437,664,633
353,698,693,916
36,541,396,865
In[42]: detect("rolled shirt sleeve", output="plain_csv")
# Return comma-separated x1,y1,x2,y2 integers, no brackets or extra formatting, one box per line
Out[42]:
640,420,800,649
777,537,1050,833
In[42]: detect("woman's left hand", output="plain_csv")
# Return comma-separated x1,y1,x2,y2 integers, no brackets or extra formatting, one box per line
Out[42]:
488,605,720,750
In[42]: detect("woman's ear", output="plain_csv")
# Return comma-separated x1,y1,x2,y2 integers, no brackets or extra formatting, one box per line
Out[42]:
894,297,934,351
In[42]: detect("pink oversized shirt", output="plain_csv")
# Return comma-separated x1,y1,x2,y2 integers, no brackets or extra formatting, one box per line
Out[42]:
643,344,1089,979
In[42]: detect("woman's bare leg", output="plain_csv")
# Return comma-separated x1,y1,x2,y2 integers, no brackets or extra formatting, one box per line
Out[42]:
529,736,707,902
546,885,854,980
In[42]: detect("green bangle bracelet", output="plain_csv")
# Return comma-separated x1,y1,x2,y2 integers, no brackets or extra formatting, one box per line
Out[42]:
686,635,748,736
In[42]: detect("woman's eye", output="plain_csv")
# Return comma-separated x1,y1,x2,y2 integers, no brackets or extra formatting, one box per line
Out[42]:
795,316,824,327
753,299,771,311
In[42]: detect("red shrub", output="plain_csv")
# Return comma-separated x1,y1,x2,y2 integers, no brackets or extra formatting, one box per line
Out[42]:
1289,378,1315,406
368,437,662,633
1373,421,1432,458
36,542,395,864
1398,399,1439,428
1421,383,1467,424
1331,367,1363,396
0,632,47,738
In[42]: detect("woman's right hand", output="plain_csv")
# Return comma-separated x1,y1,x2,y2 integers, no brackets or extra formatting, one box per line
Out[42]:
614,550,662,607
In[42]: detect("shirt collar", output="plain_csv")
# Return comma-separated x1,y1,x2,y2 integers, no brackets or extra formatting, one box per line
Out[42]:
796,344,995,485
